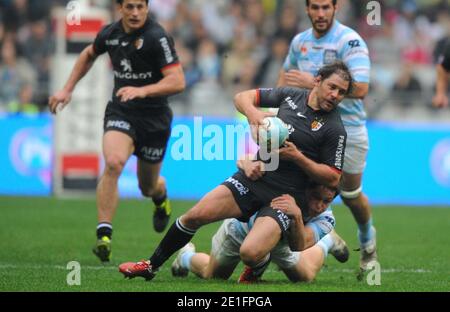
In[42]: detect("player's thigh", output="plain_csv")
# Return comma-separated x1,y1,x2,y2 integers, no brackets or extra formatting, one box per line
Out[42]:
136,159,162,188
342,126,369,178
182,186,243,228
240,216,281,260
102,130,134,167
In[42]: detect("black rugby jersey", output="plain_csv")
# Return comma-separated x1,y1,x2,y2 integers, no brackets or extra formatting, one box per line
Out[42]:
93,17,179,113
237,87,347,203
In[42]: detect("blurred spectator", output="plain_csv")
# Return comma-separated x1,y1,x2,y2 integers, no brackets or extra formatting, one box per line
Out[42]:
391,62,423,108
20,19,54,108
0,36,37,112
7,83,39,115
254,37,289,87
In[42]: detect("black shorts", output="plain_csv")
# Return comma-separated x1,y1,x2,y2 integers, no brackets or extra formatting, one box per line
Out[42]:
103,105,172,163
221,173,291,235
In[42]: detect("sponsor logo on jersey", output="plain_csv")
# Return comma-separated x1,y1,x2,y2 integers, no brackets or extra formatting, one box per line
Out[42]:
121,41,129,47
300,45,308,55
115,58,152,79
324,49,338,64
106,39,119,46
311,117,325,131
140,146,164,161
120,59,132,72
135,38,144,50
296,112,307,119
275,210,290,231
334,135,345,170
284,96,298,110
159,37,174,63
106,120,130,131
225,177,249,196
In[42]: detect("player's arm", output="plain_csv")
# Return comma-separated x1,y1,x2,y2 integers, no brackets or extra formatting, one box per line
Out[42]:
117,64,185,102
234,89,275,128
346,81,368,99
432,63,449,108
48,44,98,114
277,68,316,89
270,195,315,251
278,141,341,188
432,41,450,108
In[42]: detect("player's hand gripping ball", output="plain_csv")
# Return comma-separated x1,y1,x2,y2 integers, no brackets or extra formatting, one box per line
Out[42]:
257,117,289,152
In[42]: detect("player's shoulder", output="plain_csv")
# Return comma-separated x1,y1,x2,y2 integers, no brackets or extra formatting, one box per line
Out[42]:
276,86,309,97
142,18,171,40
290,29,313,46
334,21,367,44
97,20,121,38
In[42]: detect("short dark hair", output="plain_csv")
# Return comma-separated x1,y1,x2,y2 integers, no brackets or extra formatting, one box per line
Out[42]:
316,60,354,95
306,0,337,6
116,0,149,5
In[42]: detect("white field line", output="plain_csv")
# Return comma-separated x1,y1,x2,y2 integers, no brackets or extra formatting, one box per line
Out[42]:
0,263,433,274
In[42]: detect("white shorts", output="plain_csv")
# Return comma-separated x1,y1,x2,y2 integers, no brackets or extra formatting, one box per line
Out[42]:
343,126,369,175
211,219,300,270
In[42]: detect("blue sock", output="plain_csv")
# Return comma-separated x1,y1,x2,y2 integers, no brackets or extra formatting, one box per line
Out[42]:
317,233,334,257
358,218,374,245
180,251,195,270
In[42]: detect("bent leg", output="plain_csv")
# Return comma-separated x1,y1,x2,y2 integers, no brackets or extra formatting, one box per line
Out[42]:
340,172,371,224
281,245,325,283
137,160,166,199
240,216,281,267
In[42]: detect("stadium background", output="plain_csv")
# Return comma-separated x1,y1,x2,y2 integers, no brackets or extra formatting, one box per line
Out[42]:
0,0,449,292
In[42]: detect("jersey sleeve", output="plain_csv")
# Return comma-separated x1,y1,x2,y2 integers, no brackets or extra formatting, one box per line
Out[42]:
320,122,347,172
306,209,335,243
339,31,371,83
283,34,301,71
92,25,109,55
439,40,450,72
148,29,180,71
257,87,296,108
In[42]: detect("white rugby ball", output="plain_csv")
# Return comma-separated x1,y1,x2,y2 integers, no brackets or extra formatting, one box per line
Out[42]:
257,117,289,151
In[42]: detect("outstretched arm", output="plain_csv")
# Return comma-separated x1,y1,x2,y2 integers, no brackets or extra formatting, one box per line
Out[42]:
48,44,98,114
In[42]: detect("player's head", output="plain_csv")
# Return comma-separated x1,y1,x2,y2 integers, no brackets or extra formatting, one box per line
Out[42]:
305,0,337,35
116,0,149,33
305,182,338,217
314,61,353,112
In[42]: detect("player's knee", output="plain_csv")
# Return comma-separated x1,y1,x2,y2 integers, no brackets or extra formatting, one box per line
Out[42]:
340,185,362,201
138,181,156,197
239,246,263,267
180,209,208,230
104,155,126,176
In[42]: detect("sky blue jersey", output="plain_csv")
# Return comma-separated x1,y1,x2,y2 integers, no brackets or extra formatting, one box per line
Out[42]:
283,20,371,127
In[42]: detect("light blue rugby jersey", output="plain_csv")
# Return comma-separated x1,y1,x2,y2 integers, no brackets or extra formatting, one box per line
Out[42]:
233,207,335,244
283,20,370,127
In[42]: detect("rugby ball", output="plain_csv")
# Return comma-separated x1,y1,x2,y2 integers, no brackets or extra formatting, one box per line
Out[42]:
257,117,289,151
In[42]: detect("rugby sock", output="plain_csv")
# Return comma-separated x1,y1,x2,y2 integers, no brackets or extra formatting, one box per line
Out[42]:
180,250,195,270
96,223,113,239
317,233,334,257
152,191,167,206
150,218,196,269
357,218,374,246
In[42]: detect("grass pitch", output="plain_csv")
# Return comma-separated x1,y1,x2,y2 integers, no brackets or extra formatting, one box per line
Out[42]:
0,196,448,292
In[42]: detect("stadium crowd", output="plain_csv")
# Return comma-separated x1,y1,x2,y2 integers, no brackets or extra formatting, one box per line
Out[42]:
0,0,449,119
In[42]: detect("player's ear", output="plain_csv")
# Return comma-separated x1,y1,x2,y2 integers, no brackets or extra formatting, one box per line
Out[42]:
314,76,322,87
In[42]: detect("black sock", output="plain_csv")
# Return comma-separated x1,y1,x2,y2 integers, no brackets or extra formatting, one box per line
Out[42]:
97,223,113,239
150,218,196,269
152,191,167,206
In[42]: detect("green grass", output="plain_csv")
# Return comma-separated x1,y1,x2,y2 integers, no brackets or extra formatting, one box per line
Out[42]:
0,196,449,292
